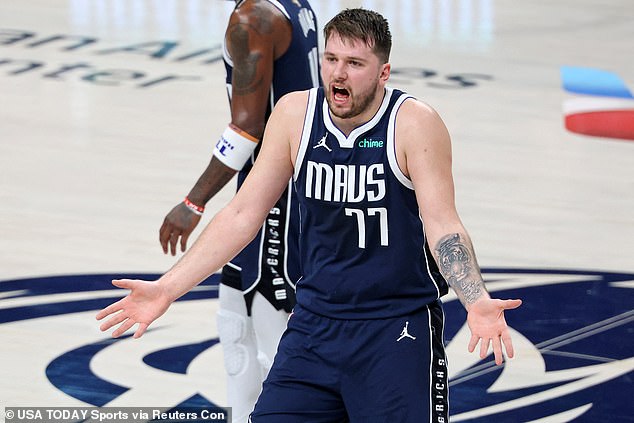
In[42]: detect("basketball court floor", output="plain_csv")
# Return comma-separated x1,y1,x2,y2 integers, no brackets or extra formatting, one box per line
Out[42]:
1,1,633,422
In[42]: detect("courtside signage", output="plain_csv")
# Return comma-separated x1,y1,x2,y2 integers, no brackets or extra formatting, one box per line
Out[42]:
561,66,634,141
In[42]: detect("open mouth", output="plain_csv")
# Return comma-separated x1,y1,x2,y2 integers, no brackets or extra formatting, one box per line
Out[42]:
332,86,350,103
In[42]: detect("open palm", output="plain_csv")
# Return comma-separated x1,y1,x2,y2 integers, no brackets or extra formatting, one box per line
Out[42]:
466,298,522,365
96,278,171,339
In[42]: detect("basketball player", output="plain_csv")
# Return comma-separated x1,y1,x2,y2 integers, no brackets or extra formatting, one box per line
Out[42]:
98,8,521,422
157,1,319,421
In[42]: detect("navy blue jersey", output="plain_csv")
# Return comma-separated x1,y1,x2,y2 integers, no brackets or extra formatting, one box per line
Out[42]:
293,87,448,319
222,0,319,309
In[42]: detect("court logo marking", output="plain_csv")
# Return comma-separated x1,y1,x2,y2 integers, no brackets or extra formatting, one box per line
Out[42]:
1,268,632,421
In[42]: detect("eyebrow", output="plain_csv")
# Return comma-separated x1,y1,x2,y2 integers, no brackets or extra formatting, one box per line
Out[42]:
323,51,367,63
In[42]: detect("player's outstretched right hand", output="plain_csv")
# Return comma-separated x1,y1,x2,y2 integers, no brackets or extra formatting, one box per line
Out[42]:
96,278,171,339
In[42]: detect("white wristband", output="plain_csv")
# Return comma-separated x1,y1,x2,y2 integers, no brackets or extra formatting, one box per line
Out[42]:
213,125,259,170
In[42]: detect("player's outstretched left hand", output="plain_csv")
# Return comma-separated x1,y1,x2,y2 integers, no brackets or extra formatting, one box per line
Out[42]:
466,298,522,365
96,279,171,339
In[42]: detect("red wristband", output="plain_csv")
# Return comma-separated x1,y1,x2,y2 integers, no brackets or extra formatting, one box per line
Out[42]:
184,197,204,215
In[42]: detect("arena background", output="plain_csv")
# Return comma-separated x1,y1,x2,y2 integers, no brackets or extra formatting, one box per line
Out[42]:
1,1,632,422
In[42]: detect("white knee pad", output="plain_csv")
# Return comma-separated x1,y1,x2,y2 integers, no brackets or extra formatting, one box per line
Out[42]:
217,309,253,376
250,292,291,377
218,284,262,423
217,284,259,377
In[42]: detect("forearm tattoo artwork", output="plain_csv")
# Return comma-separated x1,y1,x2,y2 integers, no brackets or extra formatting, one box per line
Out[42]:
435,233,484,305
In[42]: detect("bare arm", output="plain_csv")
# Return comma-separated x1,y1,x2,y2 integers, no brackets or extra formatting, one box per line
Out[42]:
160,93,300,302
226,0,291,137
395,100,481,304
159,1,292,255
98,91,307,338
397,99,521,364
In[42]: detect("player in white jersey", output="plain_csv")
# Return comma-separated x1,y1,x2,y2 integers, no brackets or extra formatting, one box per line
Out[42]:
99,8,521,422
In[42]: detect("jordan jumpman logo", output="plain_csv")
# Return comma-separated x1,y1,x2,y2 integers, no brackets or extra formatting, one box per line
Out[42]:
313,134,332,152
397,321,416,341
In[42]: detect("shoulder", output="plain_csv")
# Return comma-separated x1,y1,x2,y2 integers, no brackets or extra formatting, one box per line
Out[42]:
398,96,444,127
227,0,292,57
230,0,289,33
393,96,452,176
396,97,450,146
272,90,312,120
268,91,312,139
260,90,311,160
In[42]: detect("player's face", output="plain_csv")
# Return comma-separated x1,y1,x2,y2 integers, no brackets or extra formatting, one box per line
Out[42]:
322,34,390,124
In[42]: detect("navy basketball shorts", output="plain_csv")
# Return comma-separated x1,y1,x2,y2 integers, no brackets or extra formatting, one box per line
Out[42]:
250,301,449,423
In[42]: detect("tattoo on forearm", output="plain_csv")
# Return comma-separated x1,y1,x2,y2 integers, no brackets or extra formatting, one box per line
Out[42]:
227,24,264,95
435,233,484,305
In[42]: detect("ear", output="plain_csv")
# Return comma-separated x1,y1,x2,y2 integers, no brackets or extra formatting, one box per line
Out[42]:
380,63,391,83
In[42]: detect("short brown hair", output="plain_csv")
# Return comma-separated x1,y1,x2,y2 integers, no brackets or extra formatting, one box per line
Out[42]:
323,8,392,63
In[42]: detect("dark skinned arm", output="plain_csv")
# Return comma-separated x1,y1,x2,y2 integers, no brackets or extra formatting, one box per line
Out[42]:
159,1,292,255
